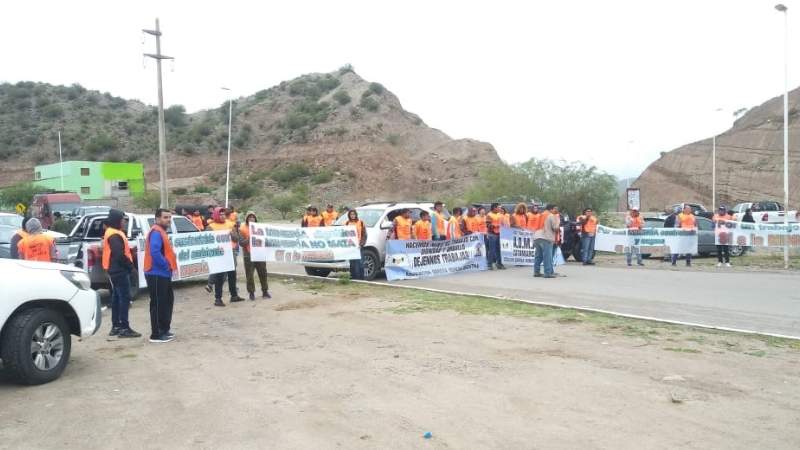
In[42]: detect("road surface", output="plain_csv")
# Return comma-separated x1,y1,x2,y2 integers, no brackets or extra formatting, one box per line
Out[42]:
269,263,800,338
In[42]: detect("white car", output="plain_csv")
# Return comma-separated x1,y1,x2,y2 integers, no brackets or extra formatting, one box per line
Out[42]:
303,202,448,280
0,259,101,385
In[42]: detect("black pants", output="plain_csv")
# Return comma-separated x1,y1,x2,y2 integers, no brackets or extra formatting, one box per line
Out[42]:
145,274,174,338
716,245,730,263
214,270,238,300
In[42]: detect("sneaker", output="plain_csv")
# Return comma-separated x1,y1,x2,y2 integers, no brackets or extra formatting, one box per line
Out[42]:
214,299,226,307
637,262,645,266
149,334,175,343
497,263,507,270
716,262,722,267
544,274,556,279
230,296,245,303
204,284,213,293
165,331,175,339
488,264,495,271
262,292,272,299
118,328,142,338
725,263,731,268
627,263,632,267
533,273,543,277
686,262,692,267
585,261,595,265
109,327,121,337
671,262,677,266
249,292,255,301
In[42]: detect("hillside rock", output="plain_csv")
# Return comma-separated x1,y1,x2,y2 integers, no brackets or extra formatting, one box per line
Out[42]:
0,69,500,205
631,88,800,212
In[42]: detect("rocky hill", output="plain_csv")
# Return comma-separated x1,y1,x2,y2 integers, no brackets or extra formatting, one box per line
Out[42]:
0,67,501,206
631,88,800,212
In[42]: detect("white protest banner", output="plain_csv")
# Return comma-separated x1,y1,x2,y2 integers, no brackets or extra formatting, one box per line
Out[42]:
248,223,361,263
595,225,697,255
384,234,487,281
715,220,800,247
137,230,235,288
500,227,536,265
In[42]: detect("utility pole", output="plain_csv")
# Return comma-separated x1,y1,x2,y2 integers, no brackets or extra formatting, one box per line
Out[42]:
57,130,64,190
221,87,233,208
775,4,790,269
143,18,174,209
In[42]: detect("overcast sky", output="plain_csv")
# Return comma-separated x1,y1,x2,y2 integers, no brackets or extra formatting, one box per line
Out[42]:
3,0,799,178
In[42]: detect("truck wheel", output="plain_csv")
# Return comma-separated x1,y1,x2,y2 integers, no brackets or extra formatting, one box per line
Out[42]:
361,249,380,281
304,267,332,278
729,246,746,257
129,269,141,300
0,308,72,385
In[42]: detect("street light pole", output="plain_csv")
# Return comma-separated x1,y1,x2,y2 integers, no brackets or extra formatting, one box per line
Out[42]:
57,130,64,190
711,108,722,212
143,18,174,209
776,3,790,269
221,87,233,208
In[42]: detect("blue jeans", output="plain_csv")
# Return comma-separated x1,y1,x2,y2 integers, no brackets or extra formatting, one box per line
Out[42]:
581,234,595,262
109,272,131,329
534,239,554,276
486,234,501,265
350,251,364,280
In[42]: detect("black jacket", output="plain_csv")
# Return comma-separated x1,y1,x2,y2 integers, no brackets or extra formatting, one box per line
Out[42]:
106,209,133,277
663,213,677,228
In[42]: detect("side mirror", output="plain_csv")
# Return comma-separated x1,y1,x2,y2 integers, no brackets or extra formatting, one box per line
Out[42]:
380,220,393,230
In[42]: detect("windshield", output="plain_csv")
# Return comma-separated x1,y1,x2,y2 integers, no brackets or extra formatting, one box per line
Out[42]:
0,226,15,243
52,202,82,214
335,208,385,227
0,215,23,228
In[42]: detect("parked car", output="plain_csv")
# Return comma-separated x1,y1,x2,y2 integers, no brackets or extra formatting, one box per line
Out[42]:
302,202,449,280
0,212,23,229
0,226,67,259
730,201,798,224
30,192,82,230
0,259,101,384
641,217,745,258
664,203,713,219
67,205,111,222
56,212,199,298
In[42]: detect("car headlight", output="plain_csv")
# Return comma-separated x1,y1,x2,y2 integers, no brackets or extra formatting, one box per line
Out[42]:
61,270,92,290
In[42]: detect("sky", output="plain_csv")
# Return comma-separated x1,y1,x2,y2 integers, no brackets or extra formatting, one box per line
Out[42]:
3,0,800,178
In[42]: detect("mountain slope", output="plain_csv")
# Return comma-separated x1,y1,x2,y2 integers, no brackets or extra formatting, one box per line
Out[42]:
0,68,501,204
631,88,800,211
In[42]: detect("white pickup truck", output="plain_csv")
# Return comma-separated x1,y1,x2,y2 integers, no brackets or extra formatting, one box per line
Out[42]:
730,201,798,224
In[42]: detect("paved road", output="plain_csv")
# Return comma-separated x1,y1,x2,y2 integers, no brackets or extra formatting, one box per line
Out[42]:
269,263,800,338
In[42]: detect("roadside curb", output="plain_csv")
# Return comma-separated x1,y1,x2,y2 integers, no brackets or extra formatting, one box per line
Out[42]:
269,271,800,341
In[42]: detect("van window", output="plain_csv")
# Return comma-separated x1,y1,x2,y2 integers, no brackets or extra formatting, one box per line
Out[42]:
697,218,713,231
173,216,199,233
86,218,105,239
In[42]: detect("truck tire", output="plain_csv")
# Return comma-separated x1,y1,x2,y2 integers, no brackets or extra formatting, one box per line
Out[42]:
361,248,380,281
304,267,332,278
729,245,746,257
0,307,72,385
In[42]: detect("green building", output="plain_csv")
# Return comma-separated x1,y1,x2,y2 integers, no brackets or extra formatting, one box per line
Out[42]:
34,161,145,200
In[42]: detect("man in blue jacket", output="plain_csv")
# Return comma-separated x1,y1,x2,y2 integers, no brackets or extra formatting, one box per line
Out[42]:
144,208,177,343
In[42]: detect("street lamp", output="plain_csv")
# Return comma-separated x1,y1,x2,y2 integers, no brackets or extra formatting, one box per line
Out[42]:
775,3,790,269
711,108,723,212
221,87,233,208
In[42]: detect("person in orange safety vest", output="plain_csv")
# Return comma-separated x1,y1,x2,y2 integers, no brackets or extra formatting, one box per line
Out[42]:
143,208,178,343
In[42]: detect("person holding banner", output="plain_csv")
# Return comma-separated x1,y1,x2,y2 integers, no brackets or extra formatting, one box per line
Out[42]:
345,209,368,279
144,208,177,343
713,206,733,267
533,204,560,278
446,207,465,240
477,207,489,233
625,207,645,267
431,201,447,241
500,206,511,228
392,209,413,240
322,204,339,226
413,211,433,240
577,208,598,266
526,204,543,232
672,205,697,267
511,203,528,229
207,207,244,306
463,207,482,234
240,212,271,300
486,203,507,270
302,207,324,227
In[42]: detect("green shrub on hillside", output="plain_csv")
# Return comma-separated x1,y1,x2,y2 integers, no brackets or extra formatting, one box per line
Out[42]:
311,169,334,184
368,82,385,95
338,64,354,75
85,134,118,156
165,105,187,127
271,163,311,187
230,181,258,199
387,134,400,146
360,96,379,112
333,89,351,105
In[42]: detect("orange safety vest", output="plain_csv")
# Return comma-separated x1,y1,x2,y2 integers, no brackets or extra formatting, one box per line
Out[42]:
526,212,543,231
678,213,696,230
712,213,732,224
143,225,177,272
579,215,598,234
433,211,447,236
446,216,463,240
476,215,488,233
17,234,54,262
102,227,132,270
513,213,527,228
627,215,643,230
239,223,251,251
208,220,238,249
321,210,339,226
305,215,324,227
191,215,205,230
464,216,481,233
346,219,365,244
413,220,432,240
394,216,413,240
487,212,503,234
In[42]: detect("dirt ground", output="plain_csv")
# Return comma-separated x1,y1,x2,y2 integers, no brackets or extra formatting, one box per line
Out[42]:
1,277,799,450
